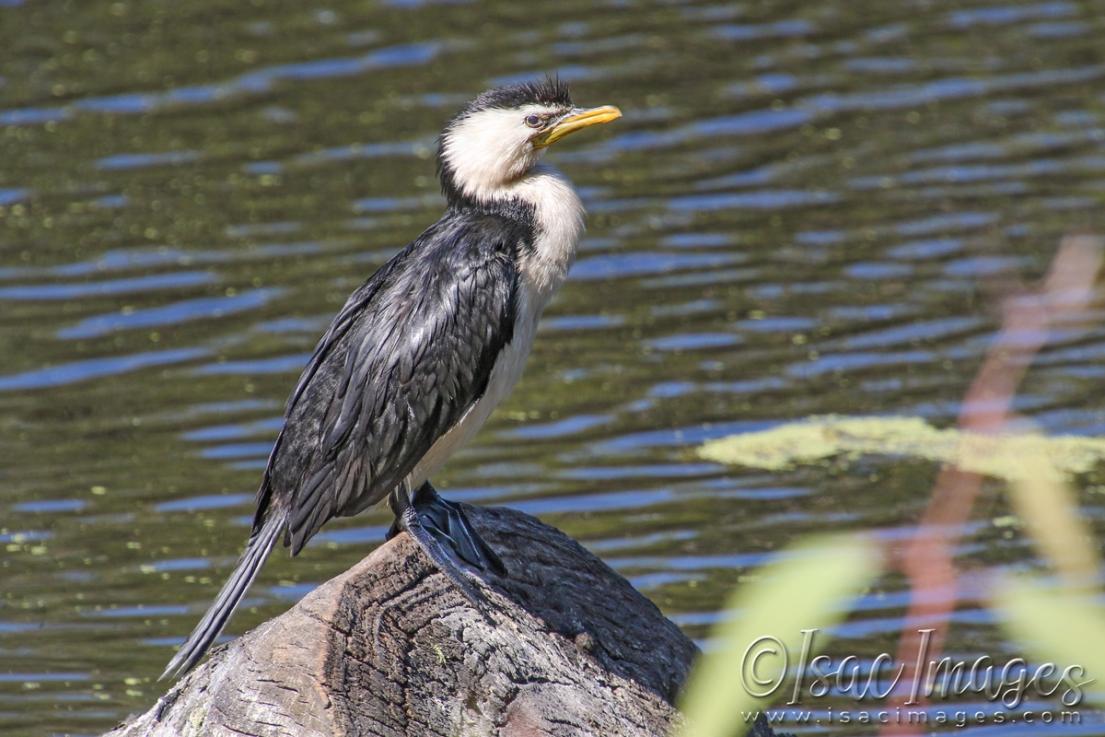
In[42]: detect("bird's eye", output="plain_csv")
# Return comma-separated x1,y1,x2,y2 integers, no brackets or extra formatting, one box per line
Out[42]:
524,114,543,129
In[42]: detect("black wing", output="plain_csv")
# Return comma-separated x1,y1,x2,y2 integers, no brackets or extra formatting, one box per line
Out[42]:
255,212,523,554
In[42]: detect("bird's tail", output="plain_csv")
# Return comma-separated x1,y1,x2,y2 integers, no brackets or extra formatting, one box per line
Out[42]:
160,509,286,680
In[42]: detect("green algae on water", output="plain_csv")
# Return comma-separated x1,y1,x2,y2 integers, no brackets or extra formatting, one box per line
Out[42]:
698,415,1105,482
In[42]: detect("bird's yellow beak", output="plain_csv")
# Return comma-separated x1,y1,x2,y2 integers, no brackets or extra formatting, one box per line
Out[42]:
533,105,622,148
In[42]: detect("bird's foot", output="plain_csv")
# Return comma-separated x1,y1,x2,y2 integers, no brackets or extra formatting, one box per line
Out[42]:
387,483,506,612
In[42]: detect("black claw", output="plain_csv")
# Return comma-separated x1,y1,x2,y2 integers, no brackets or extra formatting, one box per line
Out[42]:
399,506,490,612
442,499,507,576
389,482,506,616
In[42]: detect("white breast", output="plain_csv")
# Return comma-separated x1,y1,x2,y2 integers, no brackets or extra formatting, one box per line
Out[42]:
409,167,584,488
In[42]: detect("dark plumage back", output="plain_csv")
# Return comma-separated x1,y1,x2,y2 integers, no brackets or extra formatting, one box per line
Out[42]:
162,210,529,680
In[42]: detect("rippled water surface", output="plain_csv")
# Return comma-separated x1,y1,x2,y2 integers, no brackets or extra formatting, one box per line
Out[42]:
4,1,1105,734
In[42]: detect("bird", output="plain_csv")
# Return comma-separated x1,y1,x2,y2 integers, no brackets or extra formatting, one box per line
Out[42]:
161,77,621,679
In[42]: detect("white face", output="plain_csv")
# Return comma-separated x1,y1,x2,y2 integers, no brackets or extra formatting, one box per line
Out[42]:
441,104,567,201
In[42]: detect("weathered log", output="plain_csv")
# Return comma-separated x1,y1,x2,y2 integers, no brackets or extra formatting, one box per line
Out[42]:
105,505,778,737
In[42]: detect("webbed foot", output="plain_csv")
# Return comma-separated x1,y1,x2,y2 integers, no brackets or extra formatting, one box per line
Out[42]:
387,482,506,610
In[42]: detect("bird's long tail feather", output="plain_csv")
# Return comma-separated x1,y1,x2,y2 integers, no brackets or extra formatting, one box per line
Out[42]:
160,509,286,680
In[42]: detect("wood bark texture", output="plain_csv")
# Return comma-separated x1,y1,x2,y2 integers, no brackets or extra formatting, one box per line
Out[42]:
104,505,778,737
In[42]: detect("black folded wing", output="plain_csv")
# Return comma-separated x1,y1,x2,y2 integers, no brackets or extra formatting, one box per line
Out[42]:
254,212,523,554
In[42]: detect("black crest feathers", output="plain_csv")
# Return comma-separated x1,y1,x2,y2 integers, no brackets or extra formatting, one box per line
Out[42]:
465,75,573,112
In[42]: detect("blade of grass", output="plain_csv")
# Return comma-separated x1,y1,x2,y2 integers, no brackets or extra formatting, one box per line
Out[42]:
1006,442,1099,588
676,534,881,737
993,575,1105,706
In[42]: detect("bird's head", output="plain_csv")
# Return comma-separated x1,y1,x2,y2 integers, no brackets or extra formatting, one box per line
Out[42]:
438,77,621,205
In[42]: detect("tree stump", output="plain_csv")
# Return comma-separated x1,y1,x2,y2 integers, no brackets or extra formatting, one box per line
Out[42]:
104,505,776,737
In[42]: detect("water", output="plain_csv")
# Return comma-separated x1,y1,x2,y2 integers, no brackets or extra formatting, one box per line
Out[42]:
3,0,1105,734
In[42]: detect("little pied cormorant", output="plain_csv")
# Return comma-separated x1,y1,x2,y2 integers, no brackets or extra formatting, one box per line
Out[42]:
162,77,621,679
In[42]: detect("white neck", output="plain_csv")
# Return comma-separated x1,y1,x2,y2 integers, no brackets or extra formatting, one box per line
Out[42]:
505,166,584,302
440,106,584,303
